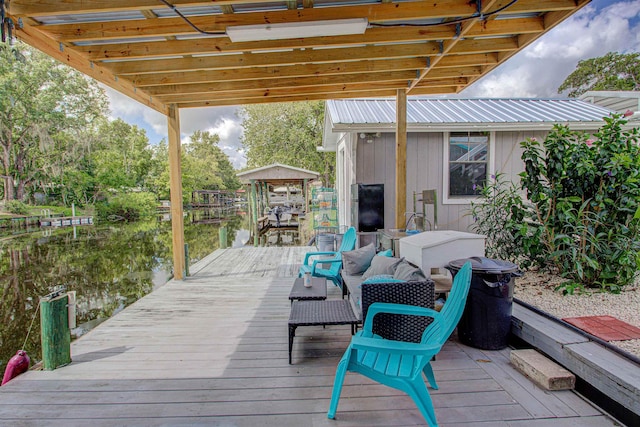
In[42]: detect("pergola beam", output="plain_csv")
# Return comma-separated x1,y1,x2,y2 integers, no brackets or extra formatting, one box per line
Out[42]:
33,2,478,42
14,21,167,115
167,104,186,280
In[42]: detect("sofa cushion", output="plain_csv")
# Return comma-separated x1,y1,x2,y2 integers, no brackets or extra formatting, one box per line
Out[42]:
342,243,376,275
362,256,404,280
393,260,428,281
377,249,393,257
362,274,405,284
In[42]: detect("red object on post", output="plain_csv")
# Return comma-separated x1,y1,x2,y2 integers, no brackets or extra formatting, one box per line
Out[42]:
1,350,30,386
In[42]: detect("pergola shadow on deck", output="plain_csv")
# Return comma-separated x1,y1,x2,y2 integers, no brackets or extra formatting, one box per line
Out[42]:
0,247,615,426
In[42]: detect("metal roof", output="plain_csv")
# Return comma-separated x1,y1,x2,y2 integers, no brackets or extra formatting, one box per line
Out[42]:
236,163,320,185
579,91,640,114
327,98,614,126
322,97,617,151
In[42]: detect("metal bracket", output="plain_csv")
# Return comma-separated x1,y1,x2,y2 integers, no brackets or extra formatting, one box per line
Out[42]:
43,286,67,301
454,23,461,39
477,0,484,20
59,42,64,52
426,57,431,68
438,41,444,55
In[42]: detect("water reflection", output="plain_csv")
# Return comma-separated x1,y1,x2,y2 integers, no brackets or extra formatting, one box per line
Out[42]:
0,208,259,371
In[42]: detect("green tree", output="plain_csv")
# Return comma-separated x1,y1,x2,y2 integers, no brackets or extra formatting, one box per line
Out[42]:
93,119,152,192
558,52,640,97
0,43,108,201
145,140,170,200
240,102,335,185
146,131,241,205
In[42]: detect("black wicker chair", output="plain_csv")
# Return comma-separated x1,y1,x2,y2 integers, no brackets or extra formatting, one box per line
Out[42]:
360,280,435,343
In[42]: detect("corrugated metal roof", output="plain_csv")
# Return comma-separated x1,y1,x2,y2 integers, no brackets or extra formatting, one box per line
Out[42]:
327,98,615,127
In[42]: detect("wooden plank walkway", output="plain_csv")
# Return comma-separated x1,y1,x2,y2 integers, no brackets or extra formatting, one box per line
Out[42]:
0,247,618,426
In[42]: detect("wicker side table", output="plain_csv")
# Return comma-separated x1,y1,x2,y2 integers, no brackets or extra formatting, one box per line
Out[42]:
288,277,327,303
288,300,359,364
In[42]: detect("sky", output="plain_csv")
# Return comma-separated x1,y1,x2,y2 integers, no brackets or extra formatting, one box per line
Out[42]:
106,0,640,170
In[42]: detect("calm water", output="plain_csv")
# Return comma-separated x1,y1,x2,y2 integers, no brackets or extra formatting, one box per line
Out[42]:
0,208,300,371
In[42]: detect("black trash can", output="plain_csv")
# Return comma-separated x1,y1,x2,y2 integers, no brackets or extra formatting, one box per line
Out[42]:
447,256,520,350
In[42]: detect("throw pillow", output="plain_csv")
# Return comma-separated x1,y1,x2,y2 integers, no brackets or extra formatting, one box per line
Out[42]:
362,256,404,280
376,249,393,257
362,274,405,284
342,243,376,275
393,260,428,281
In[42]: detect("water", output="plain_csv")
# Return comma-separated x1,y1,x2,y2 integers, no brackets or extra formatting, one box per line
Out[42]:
0,208,299,371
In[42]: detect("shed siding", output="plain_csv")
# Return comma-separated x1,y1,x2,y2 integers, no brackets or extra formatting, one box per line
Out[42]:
353,129,602,234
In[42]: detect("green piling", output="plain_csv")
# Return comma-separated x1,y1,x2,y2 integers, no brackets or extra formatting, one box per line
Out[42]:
219,226,228,249
40,293,71,370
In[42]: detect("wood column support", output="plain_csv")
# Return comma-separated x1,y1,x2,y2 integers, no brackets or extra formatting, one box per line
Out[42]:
168,104,185,280
395,89,407,229
250,179,259,246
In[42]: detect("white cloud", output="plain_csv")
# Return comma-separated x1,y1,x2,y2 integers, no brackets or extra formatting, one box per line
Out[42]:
463,0,640,98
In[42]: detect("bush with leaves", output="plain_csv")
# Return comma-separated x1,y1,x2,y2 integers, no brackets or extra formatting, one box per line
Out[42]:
470,174,534,266
5,200,30,215
519,113,640,292
96,192,157,222
470,114,640,293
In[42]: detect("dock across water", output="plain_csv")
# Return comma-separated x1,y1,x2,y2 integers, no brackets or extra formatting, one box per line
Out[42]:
0,247,618,426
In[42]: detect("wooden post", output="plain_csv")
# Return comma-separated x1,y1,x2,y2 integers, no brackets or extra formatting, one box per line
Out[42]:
40,293,71,370
168,104,185,280
251,180,259,246
219,226,228,249
395,89,407,229
303,179,309,213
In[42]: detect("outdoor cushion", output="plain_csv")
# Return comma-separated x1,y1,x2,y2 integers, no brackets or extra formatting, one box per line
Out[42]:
393,260,427,281
342,243,376,275
362,256,404,280
362,274,405,284
377,249,393,257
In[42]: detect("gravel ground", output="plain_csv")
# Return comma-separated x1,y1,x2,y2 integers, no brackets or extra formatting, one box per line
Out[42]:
514,270,640,359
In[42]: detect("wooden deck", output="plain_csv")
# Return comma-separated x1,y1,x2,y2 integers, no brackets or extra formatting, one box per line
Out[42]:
0,247,618,426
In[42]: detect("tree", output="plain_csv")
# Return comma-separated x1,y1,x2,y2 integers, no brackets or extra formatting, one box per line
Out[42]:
240,101,335,185
0,43,108,201
92,119,152,192
558,52,640,97
146,131,241,204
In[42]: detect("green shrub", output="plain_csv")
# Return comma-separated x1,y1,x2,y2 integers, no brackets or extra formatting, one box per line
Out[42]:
471,113,640,293
96,192,158,222
5,200,30,215
469,174,540,268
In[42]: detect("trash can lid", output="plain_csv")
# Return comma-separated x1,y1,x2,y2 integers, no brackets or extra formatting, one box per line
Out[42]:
448,256,519,274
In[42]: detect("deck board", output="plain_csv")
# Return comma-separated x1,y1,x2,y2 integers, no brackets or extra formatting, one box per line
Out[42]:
0,247,619,426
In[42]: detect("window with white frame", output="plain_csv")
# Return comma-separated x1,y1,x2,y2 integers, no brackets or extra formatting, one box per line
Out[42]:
444,131,490,203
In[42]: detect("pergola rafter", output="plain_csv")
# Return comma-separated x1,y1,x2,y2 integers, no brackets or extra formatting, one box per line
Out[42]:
5,0,591,278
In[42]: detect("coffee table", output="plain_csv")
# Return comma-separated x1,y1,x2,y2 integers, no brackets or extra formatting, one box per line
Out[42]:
288,299,359,364
288,277,327,303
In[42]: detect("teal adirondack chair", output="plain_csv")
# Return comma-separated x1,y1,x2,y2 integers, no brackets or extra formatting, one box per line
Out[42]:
327,261,472,426
298,227,357,287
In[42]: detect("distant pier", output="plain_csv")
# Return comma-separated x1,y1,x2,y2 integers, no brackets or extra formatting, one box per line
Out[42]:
39,216,93,227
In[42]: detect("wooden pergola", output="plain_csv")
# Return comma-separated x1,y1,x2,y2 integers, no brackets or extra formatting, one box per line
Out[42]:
6,0,590,279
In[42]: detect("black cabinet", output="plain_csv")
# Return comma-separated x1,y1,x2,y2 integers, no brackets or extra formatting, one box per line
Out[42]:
351,184,384,232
